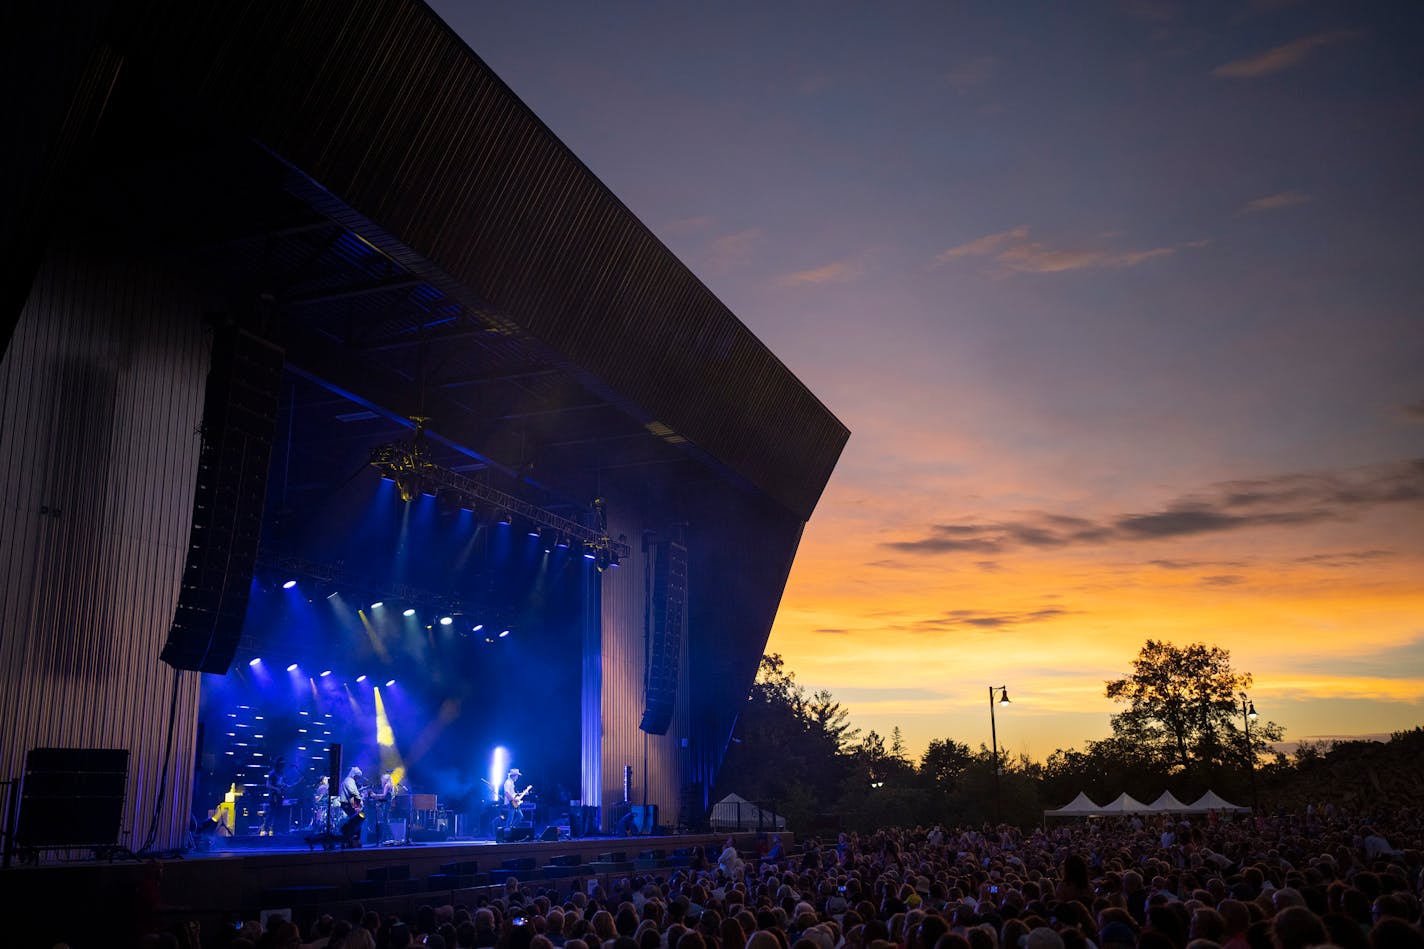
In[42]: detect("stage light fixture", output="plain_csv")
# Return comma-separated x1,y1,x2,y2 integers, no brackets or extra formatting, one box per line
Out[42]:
472,623,484,632
556,533,570,549
326,590,339,600
499,629,511,638
402,608,416,617
385,679,396,687
282,579,297,589
439,616,453,626
286,663,299,672
356,675,367,683
370,601,383,609
320,669,332,677
248,657,262,667
497,510,511,525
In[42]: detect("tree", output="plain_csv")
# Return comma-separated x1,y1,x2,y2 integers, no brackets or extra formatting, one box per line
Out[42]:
1105,639,1282,775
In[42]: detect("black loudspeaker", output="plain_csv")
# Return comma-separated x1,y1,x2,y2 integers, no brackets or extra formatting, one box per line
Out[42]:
328,744,342,792
639,541,687,735
504,827,534,842
18,748,129,847
569,804,598,837
540,826,559,841
160,324,282,674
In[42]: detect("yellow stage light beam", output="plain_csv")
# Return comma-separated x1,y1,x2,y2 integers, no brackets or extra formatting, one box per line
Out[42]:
373,687,407,789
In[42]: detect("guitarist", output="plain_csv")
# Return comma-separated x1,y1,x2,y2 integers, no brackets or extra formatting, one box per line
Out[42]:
502,767,533,830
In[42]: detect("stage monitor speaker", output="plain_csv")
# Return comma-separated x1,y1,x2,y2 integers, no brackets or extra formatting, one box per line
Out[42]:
504,827,534,842
159,324,282,674
540,826,559,841
639,541,686,735
18,748,128,848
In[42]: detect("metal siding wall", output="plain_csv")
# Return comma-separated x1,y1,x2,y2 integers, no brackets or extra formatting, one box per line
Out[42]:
597,508,688,832
0,242,209,854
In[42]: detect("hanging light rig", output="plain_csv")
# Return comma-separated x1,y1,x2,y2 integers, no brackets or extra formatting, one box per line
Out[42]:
367,418,627,570
369,416,432,502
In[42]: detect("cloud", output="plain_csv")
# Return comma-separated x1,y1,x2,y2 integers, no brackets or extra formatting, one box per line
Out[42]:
935,226,1191,274
1294,549,1395,568
1396,400,1424,423
1212,30,1360,79
1148,558,1248,570
975,560,1004,573
1242,191,1312,212
778,258,865,287
885,458,1424,555
706,228,762,271
946,56,998,92
936,227,1030,263
890,607,1070,634
1200,574,1245,587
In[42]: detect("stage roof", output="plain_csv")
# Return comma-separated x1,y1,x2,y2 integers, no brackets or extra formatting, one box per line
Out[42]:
25,0,849,523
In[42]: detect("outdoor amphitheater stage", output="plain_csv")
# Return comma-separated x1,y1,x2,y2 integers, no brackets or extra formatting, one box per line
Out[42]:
4,831,775,945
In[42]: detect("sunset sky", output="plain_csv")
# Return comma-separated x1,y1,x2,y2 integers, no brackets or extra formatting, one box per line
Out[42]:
429,1,1424,762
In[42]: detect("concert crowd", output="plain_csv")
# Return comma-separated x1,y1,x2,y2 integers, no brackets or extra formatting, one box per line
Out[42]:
144,806,1424,949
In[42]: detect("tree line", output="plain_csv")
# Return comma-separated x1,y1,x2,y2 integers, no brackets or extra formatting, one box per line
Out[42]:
714,639,1310,830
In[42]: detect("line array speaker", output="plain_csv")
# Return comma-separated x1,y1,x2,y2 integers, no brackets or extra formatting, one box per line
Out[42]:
639,540,686,735
160,323,282,673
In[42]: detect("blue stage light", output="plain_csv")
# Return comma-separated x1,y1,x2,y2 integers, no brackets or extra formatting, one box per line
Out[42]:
282,579,297,589
248,657,262,667
286,663,299,672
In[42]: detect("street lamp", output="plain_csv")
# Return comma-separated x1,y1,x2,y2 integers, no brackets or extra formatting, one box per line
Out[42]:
1240,692,1258,813
989,685,1010,823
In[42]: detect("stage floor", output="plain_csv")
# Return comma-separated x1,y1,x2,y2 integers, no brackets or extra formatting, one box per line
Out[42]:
4,830,759,947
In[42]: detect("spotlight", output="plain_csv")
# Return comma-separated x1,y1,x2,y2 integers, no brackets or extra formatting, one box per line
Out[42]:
320,670,332,677
528,527,540,538
286,663,299,672
370,601,383,609
403,608,416,617
439,616,453,626
499,629,511,638
356,675,367,683
282,579,297,589
472,623,484,632
326,590,339,600
556,533,569,549
248,657,262,667
385,679,396,687
497,510,511,526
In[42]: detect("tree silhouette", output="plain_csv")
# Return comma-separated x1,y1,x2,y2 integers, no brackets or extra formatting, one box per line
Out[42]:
1105,639,1282,775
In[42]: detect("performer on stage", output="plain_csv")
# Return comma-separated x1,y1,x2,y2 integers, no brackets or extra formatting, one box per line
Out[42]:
341,765,363,803
503,767,532,829
367,769,395,843
262,756,289,836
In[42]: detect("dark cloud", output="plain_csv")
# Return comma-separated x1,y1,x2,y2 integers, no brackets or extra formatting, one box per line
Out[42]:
1200,574,1245,587
1149,558,1247,570
975,560,1003,573
892,607,1069,634
814,627,852,635
885,459,1424,556
1295,549,1395,567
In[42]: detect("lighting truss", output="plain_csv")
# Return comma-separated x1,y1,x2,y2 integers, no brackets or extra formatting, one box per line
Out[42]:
368,419,630,560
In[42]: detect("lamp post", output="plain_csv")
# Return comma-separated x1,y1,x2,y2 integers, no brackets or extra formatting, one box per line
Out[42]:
989,685,1010,823
1240,692,1258,813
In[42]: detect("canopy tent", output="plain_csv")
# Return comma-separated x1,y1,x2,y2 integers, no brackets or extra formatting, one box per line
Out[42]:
1097,792,1151,813
709,793,787,831
1147,790,1192,812
1044,788,1252,818
1044,791,1103,816
1189,790,1250,813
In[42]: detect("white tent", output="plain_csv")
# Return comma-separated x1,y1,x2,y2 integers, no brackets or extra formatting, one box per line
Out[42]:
709,793,787,831
1147,790,1192,812
1189,790,1250,813
1044,791,1103,817
1096,792,1150,813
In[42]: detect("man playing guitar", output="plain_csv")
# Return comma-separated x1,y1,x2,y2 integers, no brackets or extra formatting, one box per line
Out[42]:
502,768,534,830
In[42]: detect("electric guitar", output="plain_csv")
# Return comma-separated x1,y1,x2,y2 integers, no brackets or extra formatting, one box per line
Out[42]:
506,785,534,808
